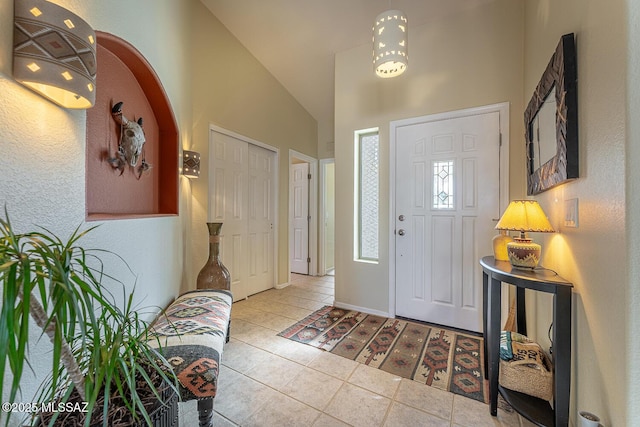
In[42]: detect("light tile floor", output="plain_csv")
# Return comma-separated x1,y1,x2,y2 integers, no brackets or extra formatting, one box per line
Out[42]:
180,274,535,427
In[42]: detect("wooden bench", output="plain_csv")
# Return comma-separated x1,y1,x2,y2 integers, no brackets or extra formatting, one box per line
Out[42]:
149,289,232,427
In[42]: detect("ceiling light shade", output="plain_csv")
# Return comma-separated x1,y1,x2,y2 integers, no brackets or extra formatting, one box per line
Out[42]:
372,9,408,78
13,0,97,109
183,150,201,179
495,200,555,269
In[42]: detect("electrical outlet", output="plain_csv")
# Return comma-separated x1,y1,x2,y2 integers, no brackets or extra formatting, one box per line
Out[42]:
564,198,578,228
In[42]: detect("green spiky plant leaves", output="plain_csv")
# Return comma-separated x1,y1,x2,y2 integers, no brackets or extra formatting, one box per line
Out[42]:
0,209,178,426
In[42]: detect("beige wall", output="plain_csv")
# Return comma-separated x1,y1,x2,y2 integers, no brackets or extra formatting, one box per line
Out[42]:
188,1,318,289
0,0,191,419
524,1,629,425
334,0,524,313
628,2,640,424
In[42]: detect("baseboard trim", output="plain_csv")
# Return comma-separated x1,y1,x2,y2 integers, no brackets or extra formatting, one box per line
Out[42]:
332,300,390,318
275,282,290,290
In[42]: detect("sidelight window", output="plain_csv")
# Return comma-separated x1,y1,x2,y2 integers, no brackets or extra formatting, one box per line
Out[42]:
355,129,379,262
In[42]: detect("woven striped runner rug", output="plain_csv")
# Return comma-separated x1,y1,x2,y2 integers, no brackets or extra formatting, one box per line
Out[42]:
278,305,488,403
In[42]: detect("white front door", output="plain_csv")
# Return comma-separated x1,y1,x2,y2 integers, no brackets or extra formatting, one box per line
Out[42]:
394,111,501,332
210,129,276,300
290,162,309,274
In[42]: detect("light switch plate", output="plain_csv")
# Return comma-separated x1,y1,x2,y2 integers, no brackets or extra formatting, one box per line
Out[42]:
564,198,578,228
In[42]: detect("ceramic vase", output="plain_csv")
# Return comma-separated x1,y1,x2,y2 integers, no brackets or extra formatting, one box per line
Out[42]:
196,222,231,290
492,230,513,261
578,411,600,427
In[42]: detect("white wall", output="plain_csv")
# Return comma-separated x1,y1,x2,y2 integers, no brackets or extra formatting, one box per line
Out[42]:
0,0,191,422
524,1,629,425
333,0,524,314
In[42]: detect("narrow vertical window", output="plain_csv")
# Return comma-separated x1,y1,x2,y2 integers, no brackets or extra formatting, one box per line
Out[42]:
355,129,379,262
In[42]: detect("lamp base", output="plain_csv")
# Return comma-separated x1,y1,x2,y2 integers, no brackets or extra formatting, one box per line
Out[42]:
506,238,541,269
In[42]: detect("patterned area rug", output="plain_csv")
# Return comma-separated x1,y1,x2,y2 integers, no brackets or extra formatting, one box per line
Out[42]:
278,306,487,403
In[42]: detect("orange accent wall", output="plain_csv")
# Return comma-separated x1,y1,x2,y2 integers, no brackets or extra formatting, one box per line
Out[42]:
86,32,178,220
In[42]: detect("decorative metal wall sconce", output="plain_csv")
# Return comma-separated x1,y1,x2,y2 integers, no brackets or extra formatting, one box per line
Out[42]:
13,0,97,109
183,151,201,179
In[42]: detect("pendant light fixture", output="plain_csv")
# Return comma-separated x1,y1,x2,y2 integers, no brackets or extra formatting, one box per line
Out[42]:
372,9,408,78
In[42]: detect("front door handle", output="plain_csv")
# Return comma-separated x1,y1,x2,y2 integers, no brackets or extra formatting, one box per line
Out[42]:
398,229,405,236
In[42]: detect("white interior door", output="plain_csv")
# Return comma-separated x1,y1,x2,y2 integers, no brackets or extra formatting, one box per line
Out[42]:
395,111,501,332
211,132,247,298
210,129,276,299
290,162,309,274
247,145,275,295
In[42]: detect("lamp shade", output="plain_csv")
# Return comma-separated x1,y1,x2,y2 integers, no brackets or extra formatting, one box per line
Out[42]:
496,200,554,268
13,0,97,109
495,200,555,234
372,9,408,78
183,150,201,179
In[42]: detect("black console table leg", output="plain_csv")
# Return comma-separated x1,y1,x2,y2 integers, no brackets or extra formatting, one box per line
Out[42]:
516,286,527,336
554,286,572,426
488,276,501,416
483,271,489,379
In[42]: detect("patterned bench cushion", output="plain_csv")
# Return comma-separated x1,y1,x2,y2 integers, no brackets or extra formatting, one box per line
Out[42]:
149,289,232,400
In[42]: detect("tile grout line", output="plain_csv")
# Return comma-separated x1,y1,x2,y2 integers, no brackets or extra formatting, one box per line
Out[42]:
220,360,325,424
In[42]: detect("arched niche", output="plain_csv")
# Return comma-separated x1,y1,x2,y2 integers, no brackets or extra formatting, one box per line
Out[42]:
86,31,178,220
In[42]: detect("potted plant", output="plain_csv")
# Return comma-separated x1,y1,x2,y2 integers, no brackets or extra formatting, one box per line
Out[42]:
0,210,178,426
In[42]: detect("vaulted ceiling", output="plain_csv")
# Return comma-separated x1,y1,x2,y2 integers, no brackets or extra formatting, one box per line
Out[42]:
200,0,496,145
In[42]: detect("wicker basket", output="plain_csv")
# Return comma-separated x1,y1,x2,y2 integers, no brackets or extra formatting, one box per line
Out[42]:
499,349,553,401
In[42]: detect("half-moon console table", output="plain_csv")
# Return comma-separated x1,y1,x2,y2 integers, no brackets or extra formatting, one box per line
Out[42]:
480,256,573,427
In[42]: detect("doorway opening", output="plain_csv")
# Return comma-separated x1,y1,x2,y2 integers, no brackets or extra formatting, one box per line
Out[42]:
320,159,335,276
288,150,318,279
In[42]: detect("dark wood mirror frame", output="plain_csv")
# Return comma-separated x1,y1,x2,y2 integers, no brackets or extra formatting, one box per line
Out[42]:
524,33,578,195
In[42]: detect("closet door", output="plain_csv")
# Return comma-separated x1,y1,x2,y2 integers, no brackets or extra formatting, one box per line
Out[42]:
211,131,249,299
247,144,275,295
210,130,276,300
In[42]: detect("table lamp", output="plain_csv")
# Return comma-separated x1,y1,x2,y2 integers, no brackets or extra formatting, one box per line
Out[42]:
494,200,555,268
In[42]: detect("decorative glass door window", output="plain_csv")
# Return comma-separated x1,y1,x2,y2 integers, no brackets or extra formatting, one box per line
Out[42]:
433,160,454,209
355,129,379,262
